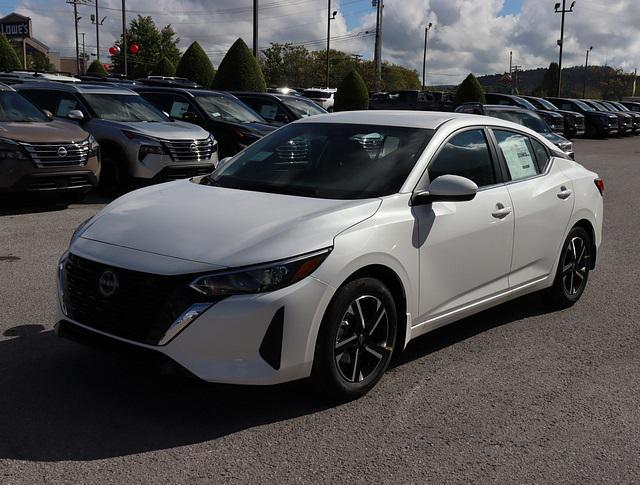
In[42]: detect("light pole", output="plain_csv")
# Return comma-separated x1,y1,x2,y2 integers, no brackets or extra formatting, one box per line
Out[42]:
582,45,592,99
421,22,432,90
253,0,258,57
326,2,337,88
373,0,384,92
80,32,86,74
122,0,127,77
554,0,575,97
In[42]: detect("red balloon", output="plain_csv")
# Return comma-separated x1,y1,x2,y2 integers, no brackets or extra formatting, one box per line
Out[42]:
102,63,110,71
108,46,119,55
129,43,139,54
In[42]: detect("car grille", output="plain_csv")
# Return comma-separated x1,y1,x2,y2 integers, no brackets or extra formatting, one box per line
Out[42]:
163,137,216,162
21,140,91,167
61,253,210,346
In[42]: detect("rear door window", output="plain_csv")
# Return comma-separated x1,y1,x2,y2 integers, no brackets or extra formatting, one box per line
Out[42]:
493,130,539,181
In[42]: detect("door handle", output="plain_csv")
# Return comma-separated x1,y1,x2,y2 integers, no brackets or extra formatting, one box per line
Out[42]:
491,204,512,219
557,186,573,200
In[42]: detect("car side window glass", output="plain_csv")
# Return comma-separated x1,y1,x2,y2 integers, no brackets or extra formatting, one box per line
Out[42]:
139,93,171,113
493,130,539,181
167,95,198,120
20,90,57,114
531,138,550,172
55,94,81,117
428,129,496,187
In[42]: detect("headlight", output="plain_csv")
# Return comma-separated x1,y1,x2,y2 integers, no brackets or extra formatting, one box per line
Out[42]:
70,216,94,247
0,138,28,160
190,248,331,297
87,134,100,155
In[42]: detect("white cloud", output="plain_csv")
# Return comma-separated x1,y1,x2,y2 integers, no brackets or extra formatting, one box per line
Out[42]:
7,0,640,85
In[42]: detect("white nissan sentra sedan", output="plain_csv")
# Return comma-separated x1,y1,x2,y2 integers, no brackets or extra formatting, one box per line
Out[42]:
56,111,603,399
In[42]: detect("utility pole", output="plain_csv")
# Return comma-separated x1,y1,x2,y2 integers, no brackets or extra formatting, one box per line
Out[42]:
582,45,592,99
67,0,81,74
326,3,337,88
509,50,513,94
95,0,100,61
554,0,575,97
81,32,86,74
633,68,638,97
373,0,384,92
253,0,258,57
122,0,127,77
512,65,522,94
421,22,432,90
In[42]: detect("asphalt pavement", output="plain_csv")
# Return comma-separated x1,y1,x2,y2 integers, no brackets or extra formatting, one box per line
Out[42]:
1,136,639,484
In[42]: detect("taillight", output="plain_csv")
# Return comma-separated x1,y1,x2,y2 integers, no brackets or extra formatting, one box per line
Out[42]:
594,178,604,196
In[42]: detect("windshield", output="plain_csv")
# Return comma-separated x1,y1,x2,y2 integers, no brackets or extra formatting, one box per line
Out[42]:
282,97,327,117
303,90,331,99
0,91,49,122
601,102,618,111
486,109,551,133
194,94,265,123
513,97,538,110
589,101,608,111
573,100,594,111
531,97,557,110
83,93,168,122
208,123,433,199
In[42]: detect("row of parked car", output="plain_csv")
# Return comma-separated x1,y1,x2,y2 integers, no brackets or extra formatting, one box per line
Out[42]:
0,72,330,200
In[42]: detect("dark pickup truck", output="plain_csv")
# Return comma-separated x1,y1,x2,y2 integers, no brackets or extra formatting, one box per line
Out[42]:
369,90,453,111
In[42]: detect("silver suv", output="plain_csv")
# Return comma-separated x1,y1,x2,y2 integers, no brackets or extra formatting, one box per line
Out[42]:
16,82,217,193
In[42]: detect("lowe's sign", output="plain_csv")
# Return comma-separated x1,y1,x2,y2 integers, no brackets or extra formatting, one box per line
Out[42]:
0,21,30,38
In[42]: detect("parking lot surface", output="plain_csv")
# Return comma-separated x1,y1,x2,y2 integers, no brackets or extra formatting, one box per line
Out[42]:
1,136,639,484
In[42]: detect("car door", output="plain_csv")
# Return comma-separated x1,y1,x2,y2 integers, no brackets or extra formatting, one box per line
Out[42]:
491,129,574,288
413,128,514,322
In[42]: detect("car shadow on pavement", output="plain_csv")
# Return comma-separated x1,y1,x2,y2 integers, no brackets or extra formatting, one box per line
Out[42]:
0,292,555,463
0,192,111,216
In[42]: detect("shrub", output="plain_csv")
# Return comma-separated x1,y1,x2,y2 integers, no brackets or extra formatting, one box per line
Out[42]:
454,73,486,105
334,70,369,111
0,34,21,70
175,42,215,87
87,60,108,76
213,38,266,92
151,56,176,77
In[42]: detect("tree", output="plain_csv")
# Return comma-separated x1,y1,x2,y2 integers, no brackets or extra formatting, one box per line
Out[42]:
176,41,216,87
214,38,266,92
454,73,486,105
542,62,559,96
0,34,21,70
110,15,180,78
151,56,175,76
27,51,53,72
334,70,369,111
260,42,312,87
87,60,108,75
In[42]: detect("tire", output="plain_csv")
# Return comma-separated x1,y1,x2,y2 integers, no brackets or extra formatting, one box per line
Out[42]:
548,226,592,308
97,149,129,196
311,277,397,400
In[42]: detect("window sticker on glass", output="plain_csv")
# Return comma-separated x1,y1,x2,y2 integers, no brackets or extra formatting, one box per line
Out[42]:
57,98,78,116
496,133,538,180
260,105,278,120
170,101,190,118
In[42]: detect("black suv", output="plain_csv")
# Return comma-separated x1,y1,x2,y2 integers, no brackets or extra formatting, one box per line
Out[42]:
519,95,585,139
545,98,619,138
455,103,574,158
134,87,276,158
598,100,640,134
484,93,565,134
232,92,327,125
582,100,633,136
620,101,640,112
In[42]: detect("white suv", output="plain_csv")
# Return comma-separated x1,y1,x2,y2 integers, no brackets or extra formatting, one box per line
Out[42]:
302,88,337,111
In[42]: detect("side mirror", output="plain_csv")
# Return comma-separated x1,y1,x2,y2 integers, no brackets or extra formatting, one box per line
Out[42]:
67,110,84,121
42,109,54,120
411,174,478,206
182,111,201,123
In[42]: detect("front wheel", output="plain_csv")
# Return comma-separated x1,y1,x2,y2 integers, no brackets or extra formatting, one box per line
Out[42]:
548,226,592,308
312,277,397,400
98,151,129,196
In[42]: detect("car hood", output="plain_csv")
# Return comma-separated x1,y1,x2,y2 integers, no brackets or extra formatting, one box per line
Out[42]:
537,109,564,119
97,119,210,140
80,179,382,268
543,132,571,147
240,121,277,136
554,109,584,119
0,119,89,143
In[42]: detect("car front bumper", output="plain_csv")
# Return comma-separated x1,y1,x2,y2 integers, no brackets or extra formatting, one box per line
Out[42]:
56,250,335,385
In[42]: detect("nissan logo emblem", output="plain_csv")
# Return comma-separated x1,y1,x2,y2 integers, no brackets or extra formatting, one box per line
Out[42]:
189,143,197,152
57,146,68,157
98,270,119,297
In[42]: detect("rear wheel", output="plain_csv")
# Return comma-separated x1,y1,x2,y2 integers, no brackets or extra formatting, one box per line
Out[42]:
312,277,397,400
548,226,592,308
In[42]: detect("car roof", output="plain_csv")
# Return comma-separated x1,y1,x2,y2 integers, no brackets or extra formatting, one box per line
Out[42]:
296,110,490,129
132,86,235,98
13,81,136,95
0,82,15,92
232,91,303,101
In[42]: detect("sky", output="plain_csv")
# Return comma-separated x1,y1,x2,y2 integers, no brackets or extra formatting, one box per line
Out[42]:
1,0,638,85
